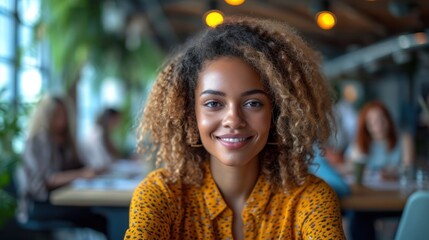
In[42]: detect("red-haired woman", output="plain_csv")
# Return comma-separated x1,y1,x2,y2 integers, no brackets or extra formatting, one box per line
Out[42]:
346,100,414,178
345,100,414,240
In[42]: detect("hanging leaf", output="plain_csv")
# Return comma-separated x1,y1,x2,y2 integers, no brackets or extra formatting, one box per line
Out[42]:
38,0,165,91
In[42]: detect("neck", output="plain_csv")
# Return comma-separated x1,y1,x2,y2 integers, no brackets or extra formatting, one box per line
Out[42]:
372,136,388,143
210,158,259,208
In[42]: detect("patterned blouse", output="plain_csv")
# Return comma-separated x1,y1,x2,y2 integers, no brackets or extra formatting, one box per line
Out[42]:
124,163,345,239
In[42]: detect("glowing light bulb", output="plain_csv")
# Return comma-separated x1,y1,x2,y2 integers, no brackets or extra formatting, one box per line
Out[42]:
225,0,245,6
316,11,336,30
205,10,224,28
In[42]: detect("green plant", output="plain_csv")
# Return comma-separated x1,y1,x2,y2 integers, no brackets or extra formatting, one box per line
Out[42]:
0,90,30,228
38,0,164,91
37,0,164,154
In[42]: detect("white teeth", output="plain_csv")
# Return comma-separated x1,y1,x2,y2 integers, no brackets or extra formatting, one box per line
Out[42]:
221,138,247,143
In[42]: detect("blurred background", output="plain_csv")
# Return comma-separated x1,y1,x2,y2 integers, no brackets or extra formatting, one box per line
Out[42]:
1,0,429,239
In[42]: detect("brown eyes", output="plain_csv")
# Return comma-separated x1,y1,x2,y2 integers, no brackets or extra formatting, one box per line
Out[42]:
202,99,264,110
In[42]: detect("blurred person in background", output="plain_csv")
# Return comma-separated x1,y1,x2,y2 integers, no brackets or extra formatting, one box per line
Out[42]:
310,147,351,199
325,80,361,169
16,95,106,236
345,100,414,240
81,108,124,170
346,100,414,178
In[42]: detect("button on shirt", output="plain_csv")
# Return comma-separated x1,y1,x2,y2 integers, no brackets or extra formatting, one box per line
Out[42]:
124,163,345,239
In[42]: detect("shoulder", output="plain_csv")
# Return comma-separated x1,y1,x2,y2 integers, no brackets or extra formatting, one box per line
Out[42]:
133,168,183,202
295,175,345,239
127,168,185,238
26,132,49,144
276,175,338,201
24,133,51,155
304,174,336,192
296,175,339,203
291,175,342,219
137,168,172,189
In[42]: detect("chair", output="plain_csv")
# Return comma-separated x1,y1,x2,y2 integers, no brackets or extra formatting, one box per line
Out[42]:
12,166,79,239
394,190,429,240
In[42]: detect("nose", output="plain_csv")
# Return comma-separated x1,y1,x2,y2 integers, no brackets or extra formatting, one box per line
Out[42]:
222,104,246,129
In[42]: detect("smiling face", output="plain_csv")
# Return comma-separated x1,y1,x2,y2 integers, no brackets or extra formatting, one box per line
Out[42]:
194,57,273,167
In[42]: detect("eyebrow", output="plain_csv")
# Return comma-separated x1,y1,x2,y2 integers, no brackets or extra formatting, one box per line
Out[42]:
200,89,268,97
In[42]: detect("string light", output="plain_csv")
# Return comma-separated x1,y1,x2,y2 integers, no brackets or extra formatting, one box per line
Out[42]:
204,10,224,28
225,0,245,6
316,11,336,30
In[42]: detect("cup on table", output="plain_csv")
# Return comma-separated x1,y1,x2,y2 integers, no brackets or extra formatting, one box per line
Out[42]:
416,167,429,190
353,161,366,186
399,166,415,196
379,166,400,181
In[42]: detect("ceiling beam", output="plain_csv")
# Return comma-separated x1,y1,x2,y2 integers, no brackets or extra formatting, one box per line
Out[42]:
140,0,179,49
335,0,388,37
324,31,429,78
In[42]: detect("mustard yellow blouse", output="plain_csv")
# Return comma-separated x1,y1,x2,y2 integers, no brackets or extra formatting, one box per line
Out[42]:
124,164,345,239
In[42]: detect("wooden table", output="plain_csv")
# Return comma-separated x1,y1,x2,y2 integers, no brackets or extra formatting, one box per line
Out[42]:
51,186,135,240
52,183,410,211
339,168,414,212
51,186,134,207
50,160,149,240
341,185,409,211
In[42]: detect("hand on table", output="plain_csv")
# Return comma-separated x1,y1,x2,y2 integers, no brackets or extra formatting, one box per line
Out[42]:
80,168,104,179
379,168,399,182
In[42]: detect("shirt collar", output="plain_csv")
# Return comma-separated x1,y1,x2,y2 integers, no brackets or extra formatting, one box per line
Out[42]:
201,162,272,220
201,162,227,220
243,172,272,216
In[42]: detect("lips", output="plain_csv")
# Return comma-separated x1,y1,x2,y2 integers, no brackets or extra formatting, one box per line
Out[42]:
215,134,253,149
219,137,248,143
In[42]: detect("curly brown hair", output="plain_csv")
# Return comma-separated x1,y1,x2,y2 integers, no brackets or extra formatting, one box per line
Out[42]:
137,16,334,192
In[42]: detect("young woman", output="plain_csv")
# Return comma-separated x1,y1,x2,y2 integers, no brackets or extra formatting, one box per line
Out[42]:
18,95,106,235
124,16,345,239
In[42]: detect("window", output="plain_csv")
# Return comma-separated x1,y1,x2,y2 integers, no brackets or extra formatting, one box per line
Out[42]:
18,0,41,26
0,14,13,60
0,0,46,104
0,63,12,100
0,0,47,154
0,0,14,11
19,67,43,102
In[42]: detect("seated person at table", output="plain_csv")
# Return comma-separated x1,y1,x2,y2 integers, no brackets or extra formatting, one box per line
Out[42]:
310,148,351,199
81,107,123,170
124,16,346,239
345,100,414,180
17,95,106,235
325,81,360,167
345,100,414,240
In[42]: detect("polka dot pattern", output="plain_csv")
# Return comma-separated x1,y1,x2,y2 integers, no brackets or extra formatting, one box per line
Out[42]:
124,163,345,239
